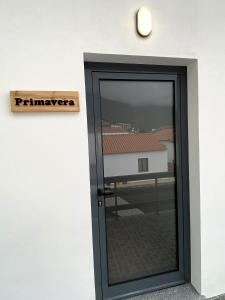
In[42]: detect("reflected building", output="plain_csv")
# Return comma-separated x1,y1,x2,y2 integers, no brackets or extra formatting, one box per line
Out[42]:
102,127,174,177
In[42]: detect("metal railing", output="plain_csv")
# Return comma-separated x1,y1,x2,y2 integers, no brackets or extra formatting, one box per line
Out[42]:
103,172,176,217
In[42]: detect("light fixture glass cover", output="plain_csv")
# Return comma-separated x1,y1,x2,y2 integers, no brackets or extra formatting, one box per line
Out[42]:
137,7,152,37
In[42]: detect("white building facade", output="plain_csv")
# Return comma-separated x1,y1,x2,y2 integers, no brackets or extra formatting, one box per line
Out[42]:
104,150,168,177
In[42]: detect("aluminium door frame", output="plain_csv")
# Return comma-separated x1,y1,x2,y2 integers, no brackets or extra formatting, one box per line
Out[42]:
84,61,190,300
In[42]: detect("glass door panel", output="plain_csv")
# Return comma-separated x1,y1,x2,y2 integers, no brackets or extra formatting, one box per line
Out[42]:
99,80,178,286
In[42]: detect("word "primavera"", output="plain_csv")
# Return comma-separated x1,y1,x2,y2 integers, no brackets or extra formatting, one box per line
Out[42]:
15,97,75,106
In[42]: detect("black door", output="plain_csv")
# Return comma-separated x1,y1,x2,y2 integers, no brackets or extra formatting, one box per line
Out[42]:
85,62,190,300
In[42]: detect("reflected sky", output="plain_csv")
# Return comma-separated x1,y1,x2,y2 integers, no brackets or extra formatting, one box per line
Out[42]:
100,81,173,107
100,80,174,131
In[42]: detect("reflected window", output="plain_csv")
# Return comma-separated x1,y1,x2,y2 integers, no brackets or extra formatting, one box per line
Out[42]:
138,158,149,172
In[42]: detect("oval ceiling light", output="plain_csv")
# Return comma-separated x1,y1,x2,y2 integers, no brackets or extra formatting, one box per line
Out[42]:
136,7,152,37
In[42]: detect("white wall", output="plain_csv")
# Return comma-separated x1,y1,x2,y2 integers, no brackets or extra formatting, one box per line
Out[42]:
161,141,174,164
104,151,168,177
197,1,225,297
187,60,201,294
0,0,225,299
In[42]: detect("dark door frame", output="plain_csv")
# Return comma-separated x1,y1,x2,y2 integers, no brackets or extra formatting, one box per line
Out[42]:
84,61,190,300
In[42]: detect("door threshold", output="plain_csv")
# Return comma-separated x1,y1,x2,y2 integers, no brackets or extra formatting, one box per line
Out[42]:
127,284,206,300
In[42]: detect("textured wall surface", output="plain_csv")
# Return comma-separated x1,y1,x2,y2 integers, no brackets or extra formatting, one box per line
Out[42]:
0,0,224,299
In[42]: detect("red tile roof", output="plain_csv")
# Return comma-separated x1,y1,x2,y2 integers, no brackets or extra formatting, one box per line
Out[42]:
153,128,174,141
103,133,166,154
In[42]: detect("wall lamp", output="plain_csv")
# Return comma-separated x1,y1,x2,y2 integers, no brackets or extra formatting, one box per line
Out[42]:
136,7,152,37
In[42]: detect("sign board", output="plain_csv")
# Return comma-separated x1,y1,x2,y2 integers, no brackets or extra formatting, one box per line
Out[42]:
10,91,80,112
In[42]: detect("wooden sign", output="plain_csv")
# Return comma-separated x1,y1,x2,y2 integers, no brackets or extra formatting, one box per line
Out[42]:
10,91,80,112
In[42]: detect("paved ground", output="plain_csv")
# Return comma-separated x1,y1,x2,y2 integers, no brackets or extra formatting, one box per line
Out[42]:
128,284,224,300
106,210,177,285
105,182,178,285
104,183,225,299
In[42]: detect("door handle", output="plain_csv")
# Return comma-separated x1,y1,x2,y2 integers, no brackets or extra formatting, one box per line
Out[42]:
98,188,114,196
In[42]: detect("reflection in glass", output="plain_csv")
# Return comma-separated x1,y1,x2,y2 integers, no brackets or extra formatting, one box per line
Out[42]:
100,80,178,285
